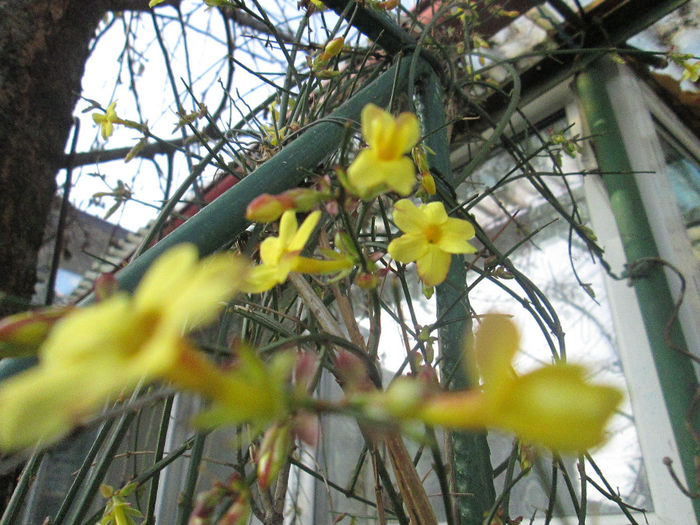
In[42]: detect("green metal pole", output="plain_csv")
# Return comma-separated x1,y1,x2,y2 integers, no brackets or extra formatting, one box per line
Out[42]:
417,70,496,525
576,59,700,521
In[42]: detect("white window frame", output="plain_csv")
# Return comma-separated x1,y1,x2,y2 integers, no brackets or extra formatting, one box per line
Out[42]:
447,67,698,524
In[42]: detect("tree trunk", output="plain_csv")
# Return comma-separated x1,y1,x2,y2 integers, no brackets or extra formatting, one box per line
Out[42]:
0,0,106,507
0,0,104,317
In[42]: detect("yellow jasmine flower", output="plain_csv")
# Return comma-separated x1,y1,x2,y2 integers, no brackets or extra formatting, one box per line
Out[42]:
92,102,121,139
416,315,623,452
242,210,352,293
346,104,420,199
387,199,476,287
0,244,250,450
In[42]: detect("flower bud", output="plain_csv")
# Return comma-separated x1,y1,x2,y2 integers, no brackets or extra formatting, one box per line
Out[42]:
218,494,251,525
421,173,436,195
292,411,319,446
334,351,370,391
189,486,224,525
0,306,71,358
257,422,292,490
94,273,119,301
284,188,325,211
294,351,318,393
246,194,287,223
323,37,344,59
355,272,377,290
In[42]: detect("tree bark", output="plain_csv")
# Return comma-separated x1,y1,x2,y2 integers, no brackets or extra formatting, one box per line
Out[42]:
0,0,107,508
0,0,105,316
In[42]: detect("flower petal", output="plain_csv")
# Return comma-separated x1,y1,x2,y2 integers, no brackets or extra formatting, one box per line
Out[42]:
260,236,285,266
471,315,519,395
41,295,134,365
164,252,248,330
293,256,353,275
347,149,390,198
388,234,427,263
438,218,477,254
0,360,130,451
277,210,299,248
134,243,199,314
493,364,623,451
393,112,420,155
421,201,448,225
361,103,395,153
380,158,417,196
392,199,424,233
416,245,451,286
241,264,287,293
288,210,320,253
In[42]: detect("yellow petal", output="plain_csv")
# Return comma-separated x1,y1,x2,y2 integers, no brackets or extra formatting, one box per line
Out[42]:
41,295,134,365
134,244,199,315
492,364,623,451
293,256,353,275
393,112,421,155
388,234,427,263
163,252,247,330
277,210,299,249
438,218,477,254
471,314,519,394
240,264,286,293
346,149,389,198
416,245,452,286
288,210,320,253
379,157,416,196
361,103,394,153
101,121,113,139
361,104,420,160
392,199,424,233
415,390,489,429
0,361,129,451
421,201,448,225
260,236,285,266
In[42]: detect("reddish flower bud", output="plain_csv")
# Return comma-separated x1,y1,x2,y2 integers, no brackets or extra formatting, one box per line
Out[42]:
257,422,292,490
218,494,251,525
334,351,370,391
246,194,287,223
0,306,72,358
294,351,318,392
292,411,319,447
355,272,377,290
94,273,119,301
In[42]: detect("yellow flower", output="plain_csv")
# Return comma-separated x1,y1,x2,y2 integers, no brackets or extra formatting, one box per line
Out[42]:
323,37,344,59
92,102,121,139
242,210,352,293
346,104,420,199
387,199,476,287
0,244,249,450
416,316,623,452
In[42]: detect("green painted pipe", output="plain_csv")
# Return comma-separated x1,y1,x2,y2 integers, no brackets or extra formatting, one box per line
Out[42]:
576,59,700,521
418,70,496,525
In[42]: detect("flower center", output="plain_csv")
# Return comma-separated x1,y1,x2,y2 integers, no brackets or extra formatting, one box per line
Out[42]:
424,224,442,244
